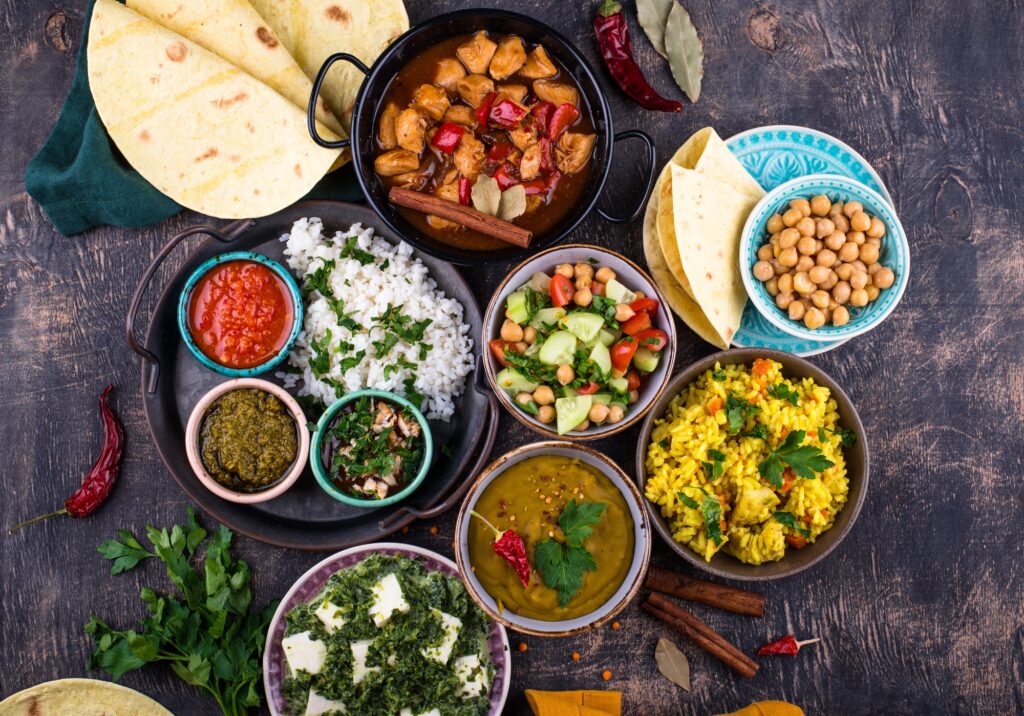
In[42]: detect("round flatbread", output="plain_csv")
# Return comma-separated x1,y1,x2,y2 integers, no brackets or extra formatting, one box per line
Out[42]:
0,679,173,716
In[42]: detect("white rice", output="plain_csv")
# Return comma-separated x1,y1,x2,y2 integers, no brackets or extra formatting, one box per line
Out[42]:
278,217,474,421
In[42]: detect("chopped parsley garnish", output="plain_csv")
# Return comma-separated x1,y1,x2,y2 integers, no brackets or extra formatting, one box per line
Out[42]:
303,257,335,296
503,349,558,385
372,332,400,358
741,424,770,440
712,369,727,381
702,448,726,481
308,328,333,378
338,236,376,265
774,511,811,538
758,430,835,488
677,489,725,545
418,342,432,361
402,377,424,410
818,426,857,447
534,500,607,607
323,397,423,488
767,382,800,406
586,256,599,265
375,304,433,343
725,395,760,434
325,296,360,332
440,444,454,458
587,295,620,327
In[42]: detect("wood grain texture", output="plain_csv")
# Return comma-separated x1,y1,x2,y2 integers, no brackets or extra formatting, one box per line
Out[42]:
1,1,1022,714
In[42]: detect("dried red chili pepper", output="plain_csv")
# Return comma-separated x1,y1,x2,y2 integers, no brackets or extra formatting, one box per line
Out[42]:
431,122,465,153
10,386,123,532
756,635,821,656
594,0,683,113
470,511,531,587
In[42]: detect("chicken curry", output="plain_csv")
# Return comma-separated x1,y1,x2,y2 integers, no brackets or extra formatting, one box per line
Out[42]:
373,32,597,251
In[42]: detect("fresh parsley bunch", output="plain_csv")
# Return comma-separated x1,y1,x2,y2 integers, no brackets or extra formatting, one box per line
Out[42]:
85,509,276,716
534,500,608,607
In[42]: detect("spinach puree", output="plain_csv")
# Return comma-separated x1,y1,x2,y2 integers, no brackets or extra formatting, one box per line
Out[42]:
282,554,494,716
199,388,297,492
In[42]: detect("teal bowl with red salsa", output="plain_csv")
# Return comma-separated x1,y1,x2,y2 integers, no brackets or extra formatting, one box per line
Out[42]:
178,251,304,377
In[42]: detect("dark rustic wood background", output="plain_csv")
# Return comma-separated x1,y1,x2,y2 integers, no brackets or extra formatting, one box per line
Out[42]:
2,1,1022,714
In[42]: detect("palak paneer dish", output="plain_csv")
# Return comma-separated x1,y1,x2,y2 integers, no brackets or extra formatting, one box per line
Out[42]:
374,31,596,250
468,455,634,621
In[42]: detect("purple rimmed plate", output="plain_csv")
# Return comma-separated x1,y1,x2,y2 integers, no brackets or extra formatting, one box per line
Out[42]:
263,542,511,715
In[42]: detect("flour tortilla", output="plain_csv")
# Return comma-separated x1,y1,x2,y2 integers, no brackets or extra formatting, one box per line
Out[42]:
0,678,172,716
88,0,343,219
248,0,409,129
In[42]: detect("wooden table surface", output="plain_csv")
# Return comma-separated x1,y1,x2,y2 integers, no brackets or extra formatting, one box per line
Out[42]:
2,1,1021,714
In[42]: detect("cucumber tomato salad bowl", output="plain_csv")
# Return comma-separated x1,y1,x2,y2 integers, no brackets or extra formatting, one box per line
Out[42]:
483,245,676,439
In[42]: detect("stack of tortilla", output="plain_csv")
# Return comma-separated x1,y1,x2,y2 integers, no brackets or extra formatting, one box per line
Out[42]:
642,127,766,349
87,0,408,219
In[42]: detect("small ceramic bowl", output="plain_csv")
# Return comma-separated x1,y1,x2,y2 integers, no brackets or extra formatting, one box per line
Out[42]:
454,441,651,636
185,378,310,504
482,244,677,441
310,389,433,508
739,174,910,342
635,349,868,581
177,251,304,377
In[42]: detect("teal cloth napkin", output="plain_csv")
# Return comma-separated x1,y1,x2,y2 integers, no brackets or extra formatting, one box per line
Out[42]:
24,0,362,237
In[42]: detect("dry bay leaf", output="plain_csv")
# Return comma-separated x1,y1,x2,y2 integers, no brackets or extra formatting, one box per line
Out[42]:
655,637,691,691
664,2,704,102
497,184,527,221
637,0,674,58
471,174,500,216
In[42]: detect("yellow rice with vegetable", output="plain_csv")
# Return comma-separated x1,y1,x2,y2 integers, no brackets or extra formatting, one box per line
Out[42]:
645,358,853,565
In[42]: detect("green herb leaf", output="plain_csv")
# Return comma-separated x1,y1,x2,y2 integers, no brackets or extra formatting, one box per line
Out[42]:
97,529,155,575
711,369,727,381
636,0,674,58
758,430,835,487
699,495,724,545
774,511,811,538
676,491,700,510
725,395,759,434
741,424,770,440
558,500,607,547
534,541,598,608
767,383,800,406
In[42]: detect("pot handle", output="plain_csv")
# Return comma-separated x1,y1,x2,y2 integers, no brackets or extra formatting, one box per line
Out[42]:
596,129,657,224
126,220,253,394
308,53,370,149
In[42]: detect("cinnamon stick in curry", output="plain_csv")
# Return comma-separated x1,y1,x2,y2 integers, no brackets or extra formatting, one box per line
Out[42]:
646,566,765,617
388,187,533,248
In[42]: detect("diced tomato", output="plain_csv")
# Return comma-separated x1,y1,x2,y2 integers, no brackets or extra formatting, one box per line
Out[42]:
621,311,652,336
458,177,471,205
634,328,669,352
487,141,514,162
489,98,527,129
530,101,556,135
785,534,808,549
752,358,773,378
430,122,465,153
629,297,660,314
780,468,796,493
576,382,600,395
592,281,605,296
550,274,574,307
707,396,724,415
475,92,497,126
626,370,641,392
610,337,639,374
493,163,518,191
548,103,580,141
489,339,512,366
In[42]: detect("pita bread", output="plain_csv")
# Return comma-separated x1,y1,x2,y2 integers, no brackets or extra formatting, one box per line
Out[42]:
0,678,172,716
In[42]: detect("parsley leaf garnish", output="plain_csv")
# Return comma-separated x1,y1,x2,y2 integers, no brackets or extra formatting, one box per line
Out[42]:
324,296,360,332
758,430,835,488
767,382,800,406
712,369,727,381
741,424,770,440
303,257,335,297
817,426,857,447
702,448,726,480
676,489,725,545
338,236,376,265
534,500,607,607
774,511,811,538
725,396,760,434
308,328,333,378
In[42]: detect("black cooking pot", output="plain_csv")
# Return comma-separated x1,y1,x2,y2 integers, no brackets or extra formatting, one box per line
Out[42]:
307,9,656,266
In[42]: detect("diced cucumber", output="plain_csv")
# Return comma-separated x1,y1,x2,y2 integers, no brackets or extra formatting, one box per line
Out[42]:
495,368,538,394
608,376,629,393
556,395,593,435
505,290,531,325
596,328,618,347
605,278,636,305
538,330,577,366
524,341,542,357
592,393,612,405
562,312,604,343
633,346,660,373
527,272,551,293
530,307,566,331
589,341,612,374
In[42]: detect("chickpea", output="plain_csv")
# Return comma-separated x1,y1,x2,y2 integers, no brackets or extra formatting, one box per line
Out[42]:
867,261,882,275
843,200,863,218
803,307,825,330
851,259,868,273
779,228,801,248
765,277,780,296
515,392,534,408
757,244,774,262
874,267,896,289
775,291,795,310
810,194,832,216
793,271,815,295
858,242,880,265
797,236,817,255
555,263,574,278
753,260,775,282
588,403,610,425
809,265,832,285
628,390,640,405
828,298,840,311
537,405,556,424
772,259,788,276
574,419,590,432
777,272,794,294
788,300,806,321
501,319,524,342
838,241,860,263
533,385,555,405
815,249,837,268
575,275,592,291
524,327,538,345
607,404,625,424
795,255,815,273
850,270,868,291
766,214,785,234
614,303,635,322
593,266,615,284
829,200,845,217
822,269,839,290
782,208,803,227
867,217,886,239
832,281,852,304
848,230,866,246
815,218,835,238
821,307,833,324
574,263,594,280
832,305,850,327
514,341,529,353
811,289,831,309
633,290,646,300
573,287,593,307
866,284,881,301
832,213,850,233
790,198,812,217
778,247,799,268
825,231,847,251
796,217,816,237
556,364,574,385
849,288,869,307
850,211,871,232
835,263,854,281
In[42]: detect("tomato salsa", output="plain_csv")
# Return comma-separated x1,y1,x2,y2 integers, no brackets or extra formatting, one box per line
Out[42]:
187,260,294,369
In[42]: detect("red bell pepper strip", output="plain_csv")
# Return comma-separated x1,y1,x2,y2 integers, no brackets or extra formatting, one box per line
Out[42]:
621,311,652,336
471,511,531,587
634,328,669,352
530,101,556,135
610,336,638,374
549,274,575,307
475,92,498,126
629,297,660,314
430,122,465,153
539,137,555,174
543,170,561,198
519,178,548,195
548,103,580,141
576,382,600,395
487,141,514,162
458,177,471,205
493,163,518,191
626,369,641,391
756,635,821,657
489,98,528,129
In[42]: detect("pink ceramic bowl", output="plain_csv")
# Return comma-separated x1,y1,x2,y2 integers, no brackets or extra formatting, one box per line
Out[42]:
185,378,310,504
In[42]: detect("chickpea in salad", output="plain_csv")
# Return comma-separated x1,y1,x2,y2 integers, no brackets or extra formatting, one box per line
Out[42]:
489,261,669,434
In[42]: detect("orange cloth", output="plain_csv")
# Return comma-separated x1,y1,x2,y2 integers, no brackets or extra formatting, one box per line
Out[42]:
525,689,622,716
718,701,804,716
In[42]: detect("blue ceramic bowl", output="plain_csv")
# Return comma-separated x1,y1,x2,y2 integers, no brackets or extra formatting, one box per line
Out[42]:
177,251,303,377
311,390,433,508
740,174,910,343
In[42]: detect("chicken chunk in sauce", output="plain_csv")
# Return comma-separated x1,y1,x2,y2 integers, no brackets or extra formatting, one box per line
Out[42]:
488,36,527,80
412,84,450,121
395,108,428,154
456,31,497,74
533,80,579,107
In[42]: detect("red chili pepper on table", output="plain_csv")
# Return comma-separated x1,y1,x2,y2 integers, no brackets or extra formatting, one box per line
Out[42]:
470,511,531,587
10,386,124,532
431,122,466,153
756,635,821,657
594,0,683,113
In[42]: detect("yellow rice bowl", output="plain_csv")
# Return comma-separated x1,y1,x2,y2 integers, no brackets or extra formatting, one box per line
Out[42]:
644,359,850,565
